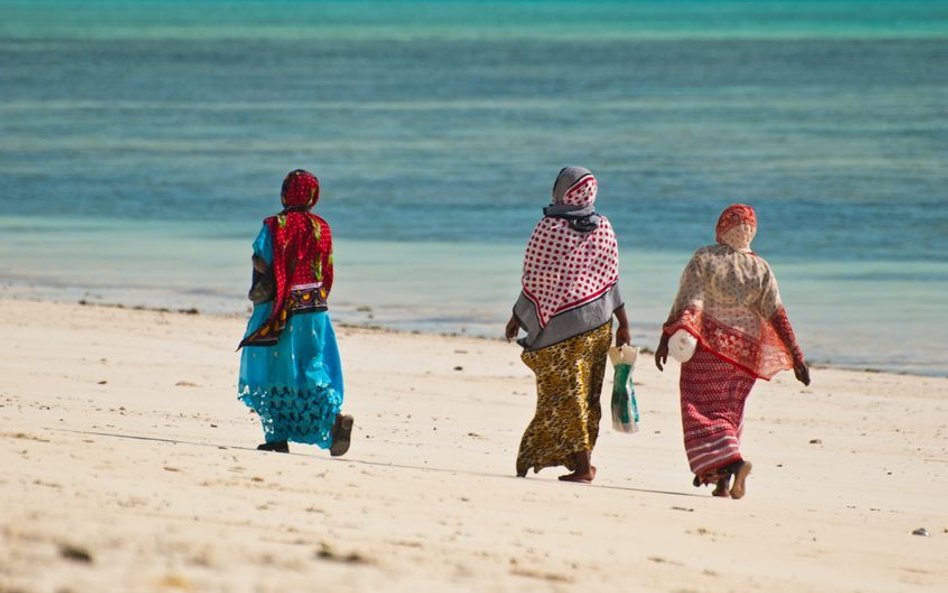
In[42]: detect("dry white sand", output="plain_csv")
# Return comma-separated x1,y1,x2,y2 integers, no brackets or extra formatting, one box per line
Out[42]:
1,298,946,593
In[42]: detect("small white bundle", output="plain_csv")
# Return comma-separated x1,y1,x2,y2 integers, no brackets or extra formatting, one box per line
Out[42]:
608,344,639,367
668,329,698,363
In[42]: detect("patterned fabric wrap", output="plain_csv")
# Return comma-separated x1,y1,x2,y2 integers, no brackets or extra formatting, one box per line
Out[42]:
715,203,757,252
663,204,803,380
281,168,320,210
521,167,620,328
679,345,755,483
240,170,334,348
516,322,612,476
237,225,344,447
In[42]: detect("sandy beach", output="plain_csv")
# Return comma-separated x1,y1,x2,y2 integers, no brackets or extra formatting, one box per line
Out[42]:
1,298,946,593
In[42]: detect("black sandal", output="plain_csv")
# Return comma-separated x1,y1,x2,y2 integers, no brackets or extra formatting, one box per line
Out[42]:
329,414,354,457
257,440,289,453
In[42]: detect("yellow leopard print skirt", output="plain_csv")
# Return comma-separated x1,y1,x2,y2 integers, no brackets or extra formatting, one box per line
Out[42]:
516,322,612,476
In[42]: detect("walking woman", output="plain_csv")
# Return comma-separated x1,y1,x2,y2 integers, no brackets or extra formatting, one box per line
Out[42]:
506,166,631,483
237,169,353,456
655,203,809,498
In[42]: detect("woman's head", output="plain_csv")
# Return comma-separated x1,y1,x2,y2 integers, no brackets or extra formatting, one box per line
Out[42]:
281,169,320,210
552,166,597,207
716,203,757,252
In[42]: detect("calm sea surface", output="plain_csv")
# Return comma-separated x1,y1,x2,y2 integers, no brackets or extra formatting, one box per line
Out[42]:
1,1,947,375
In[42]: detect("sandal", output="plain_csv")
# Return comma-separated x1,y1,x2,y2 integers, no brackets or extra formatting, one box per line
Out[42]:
329,414,354,457
257,440,289,453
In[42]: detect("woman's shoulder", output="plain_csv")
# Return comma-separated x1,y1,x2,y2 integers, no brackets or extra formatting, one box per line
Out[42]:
308,212,331,225
692,244,722,259
593,214,615,234
308,212,333,233
746,250,772,268
691,244,770,272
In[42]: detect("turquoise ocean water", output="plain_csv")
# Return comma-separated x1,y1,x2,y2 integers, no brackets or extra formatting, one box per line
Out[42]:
1,1,946,375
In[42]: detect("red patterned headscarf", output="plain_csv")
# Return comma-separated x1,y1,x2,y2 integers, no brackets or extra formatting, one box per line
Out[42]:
239,169,333,348
715,203,757,252
281,169,320,210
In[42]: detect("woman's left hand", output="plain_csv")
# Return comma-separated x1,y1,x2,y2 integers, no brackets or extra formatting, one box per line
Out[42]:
613,305,631,347
793,361,811,386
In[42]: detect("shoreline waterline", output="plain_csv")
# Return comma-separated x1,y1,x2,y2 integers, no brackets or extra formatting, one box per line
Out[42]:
2,214,945,377
0,293,935,382
1,211,946,377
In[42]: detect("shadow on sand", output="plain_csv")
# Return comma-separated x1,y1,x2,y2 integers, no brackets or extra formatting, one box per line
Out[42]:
49,427,704,499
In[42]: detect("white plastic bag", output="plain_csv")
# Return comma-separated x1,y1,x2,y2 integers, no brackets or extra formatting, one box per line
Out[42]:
608,345,639,433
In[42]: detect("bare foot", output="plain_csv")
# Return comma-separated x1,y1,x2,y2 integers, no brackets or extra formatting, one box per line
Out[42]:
729,461,753,499
558,466,596,483
712,477,731,498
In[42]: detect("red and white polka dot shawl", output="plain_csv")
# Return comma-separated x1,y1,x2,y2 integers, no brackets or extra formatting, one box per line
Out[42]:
521,174,620,328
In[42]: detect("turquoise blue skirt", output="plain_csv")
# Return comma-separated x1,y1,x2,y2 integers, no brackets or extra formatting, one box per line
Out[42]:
237,225,344,448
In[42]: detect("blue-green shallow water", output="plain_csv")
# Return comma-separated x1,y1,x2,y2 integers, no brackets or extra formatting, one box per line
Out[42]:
1,1,946,375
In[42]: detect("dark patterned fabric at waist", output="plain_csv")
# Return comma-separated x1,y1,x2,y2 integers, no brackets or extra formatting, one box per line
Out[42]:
238,283,328,348
286,282,328,314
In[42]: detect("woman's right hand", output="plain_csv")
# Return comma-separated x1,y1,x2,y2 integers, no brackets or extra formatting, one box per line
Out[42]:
505,315,520,342
654,334,670,371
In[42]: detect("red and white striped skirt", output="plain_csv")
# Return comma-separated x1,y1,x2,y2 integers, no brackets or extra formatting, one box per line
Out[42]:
679,346,756,483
